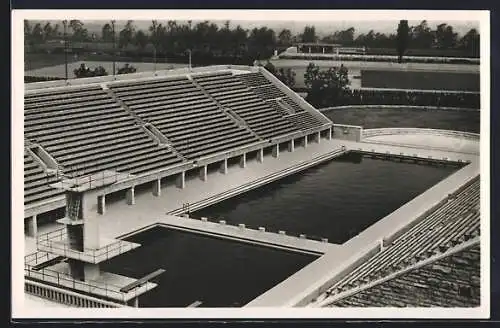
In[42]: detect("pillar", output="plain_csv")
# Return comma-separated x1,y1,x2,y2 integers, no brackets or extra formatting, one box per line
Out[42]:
327,127,332,140
152,178,161,197
272,144,279,158
315,131,321,144
199,165,207,181
308,47,311,53
303,135,308,148
83,263,101,281
176,171,185,189
126,186,135,205
257,148,264,163
133,297,139,307
322,47,325,54
239,153,246,168
97,195,105,215
288,139,295,152
219,158,228,174
26,215,38,238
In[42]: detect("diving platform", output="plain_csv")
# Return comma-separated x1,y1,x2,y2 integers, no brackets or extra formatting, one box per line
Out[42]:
36,228,141,264
49,170,132,192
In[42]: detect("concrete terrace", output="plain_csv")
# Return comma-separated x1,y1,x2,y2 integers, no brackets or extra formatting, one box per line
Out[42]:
24,128,480,308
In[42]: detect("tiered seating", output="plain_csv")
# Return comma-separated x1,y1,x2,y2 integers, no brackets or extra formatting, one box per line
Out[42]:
266,100,293,117
24,150,63,205
24,86,181,177
333,244,480,307
109,76,259,159
323,177,480,297
236,72,271,87
193,73,297,139
237,72,305,114
285,111,325,131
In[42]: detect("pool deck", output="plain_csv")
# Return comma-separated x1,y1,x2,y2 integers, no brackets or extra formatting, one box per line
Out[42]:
23,129,480,308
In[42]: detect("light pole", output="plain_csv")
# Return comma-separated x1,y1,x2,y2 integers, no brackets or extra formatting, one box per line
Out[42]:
63,20,68,80
187,49,192,71
111,20,116,76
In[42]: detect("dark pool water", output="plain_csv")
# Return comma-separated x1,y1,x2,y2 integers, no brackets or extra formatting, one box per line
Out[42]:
192,152,460,244
323,107,480,133
101,226,317,307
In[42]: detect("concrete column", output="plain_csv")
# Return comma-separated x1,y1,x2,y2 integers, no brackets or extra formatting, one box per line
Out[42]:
288,139,295,152
97,195,105,215
308,47,311,53
26,215,38,238
327,127,332,140
272,144,279,158
239,153,246,168
126,186,135,205
315,131,321,144
219,158,228,174
322,47,325,54
176,171,186,189
303,135,308,148
152,178,161,197
199,165,207,181
257,148,264,163
84,263,101,281
133,297,139,307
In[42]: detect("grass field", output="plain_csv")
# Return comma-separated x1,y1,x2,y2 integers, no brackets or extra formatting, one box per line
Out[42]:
361,70,480,92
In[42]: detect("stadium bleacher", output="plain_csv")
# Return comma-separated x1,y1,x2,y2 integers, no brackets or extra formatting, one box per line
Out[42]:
192,72,299,139
24,150,64,206
24,85,183,181
108,75,260,159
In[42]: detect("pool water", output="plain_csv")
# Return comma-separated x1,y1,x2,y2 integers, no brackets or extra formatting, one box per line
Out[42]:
193,152,460,244
101,226,318,307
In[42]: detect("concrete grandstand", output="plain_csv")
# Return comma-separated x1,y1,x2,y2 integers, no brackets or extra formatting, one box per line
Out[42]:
22,65,480,309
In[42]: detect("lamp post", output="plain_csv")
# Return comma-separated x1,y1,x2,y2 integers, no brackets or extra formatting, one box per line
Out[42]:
111,20,116,76
187,49,192,71
63,20,68,80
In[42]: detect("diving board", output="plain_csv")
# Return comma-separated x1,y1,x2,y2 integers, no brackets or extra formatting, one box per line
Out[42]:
119,269,166,293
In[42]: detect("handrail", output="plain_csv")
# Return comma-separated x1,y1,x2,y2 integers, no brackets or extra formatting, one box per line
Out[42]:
25,252,154,302
36,228,138,263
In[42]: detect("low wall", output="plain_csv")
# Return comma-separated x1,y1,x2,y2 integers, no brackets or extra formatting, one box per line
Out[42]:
332,124,362,142
25,279,128,308
320,105,479,112
362,128,480,140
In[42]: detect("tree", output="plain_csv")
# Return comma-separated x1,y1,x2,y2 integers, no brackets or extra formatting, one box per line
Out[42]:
410,20,434,49
117,63,137,74
304,63,350,108
133,29,149,50
69,20,88,41
301,26,317,43
459,28,480,57
435,23,458,49
396,20,410,63
74,63,108,78
101,23,113,42
278,29,292,46
119,20,135,49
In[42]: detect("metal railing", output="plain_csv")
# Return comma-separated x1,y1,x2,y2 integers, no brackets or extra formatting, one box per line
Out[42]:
36,228,139,264
24,251,154,303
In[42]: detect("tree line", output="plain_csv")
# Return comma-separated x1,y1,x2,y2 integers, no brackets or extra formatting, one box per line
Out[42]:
24,19,480,59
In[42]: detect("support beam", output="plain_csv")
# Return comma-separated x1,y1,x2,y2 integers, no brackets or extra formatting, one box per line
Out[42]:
303,135,308,148
257,148,264,163
288,139,295,152
176,171,186,189
133,297,139,307
199,165,207,181
239,153,246,168
272,144,279,158
315,131,321,144
97,195,105,215
26,215,38,238
83,263,101,281
219,158,228,174
152,178,161,197
326,127,332,140
126,186,135,205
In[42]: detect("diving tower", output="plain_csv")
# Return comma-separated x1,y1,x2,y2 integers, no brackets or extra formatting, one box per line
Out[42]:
24,170,164,307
